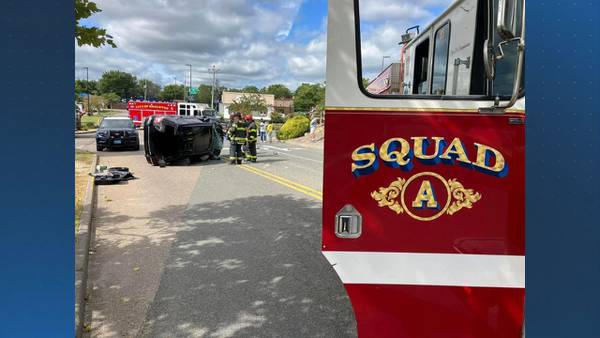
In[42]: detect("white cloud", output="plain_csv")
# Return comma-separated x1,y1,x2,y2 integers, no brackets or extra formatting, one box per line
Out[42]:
75,0,321,89
76,0,453,89
358,0,454,80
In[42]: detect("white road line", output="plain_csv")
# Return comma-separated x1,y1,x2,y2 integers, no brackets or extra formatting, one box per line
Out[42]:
259,145,323,164
275,151,323,164
262,145,290,152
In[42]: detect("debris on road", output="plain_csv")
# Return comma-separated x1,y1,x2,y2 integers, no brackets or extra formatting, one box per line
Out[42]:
91,165,136,185
143,115,225,167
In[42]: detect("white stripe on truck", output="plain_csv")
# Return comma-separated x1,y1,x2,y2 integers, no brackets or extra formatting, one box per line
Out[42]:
322,251,524,288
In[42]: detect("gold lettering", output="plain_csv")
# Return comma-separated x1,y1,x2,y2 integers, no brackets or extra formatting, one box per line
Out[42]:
439,137,471,165
380,137,412,168
473,143,507,176
412,136,445,161
412,180,439,209
351,143,378,176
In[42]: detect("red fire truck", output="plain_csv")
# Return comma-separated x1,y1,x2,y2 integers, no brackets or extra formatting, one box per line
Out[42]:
128,101,209,126
324,0,525,337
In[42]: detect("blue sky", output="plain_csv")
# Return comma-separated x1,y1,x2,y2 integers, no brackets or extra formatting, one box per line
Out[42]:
75,0,450,90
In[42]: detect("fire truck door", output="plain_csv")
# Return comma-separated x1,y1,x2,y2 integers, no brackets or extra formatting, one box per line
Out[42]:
322,1,525,337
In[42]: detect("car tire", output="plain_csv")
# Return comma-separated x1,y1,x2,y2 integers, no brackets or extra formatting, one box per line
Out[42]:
133,144,140,151
97,145,103,151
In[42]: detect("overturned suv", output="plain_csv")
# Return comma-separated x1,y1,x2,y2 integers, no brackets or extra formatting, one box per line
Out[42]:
96,117,140,151
143,115,225,167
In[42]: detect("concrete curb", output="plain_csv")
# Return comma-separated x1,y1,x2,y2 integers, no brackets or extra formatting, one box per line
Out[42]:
75,154,98,338
75,129,97,135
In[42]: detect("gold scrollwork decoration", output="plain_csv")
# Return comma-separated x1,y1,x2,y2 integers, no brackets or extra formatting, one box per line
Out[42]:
371,173,482,221
446,178,482,215
370,178,406,214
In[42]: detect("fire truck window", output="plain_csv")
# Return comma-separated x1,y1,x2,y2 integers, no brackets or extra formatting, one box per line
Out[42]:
431,23,450,95
492,0,524,97
413,39,429,94
357,0,458,97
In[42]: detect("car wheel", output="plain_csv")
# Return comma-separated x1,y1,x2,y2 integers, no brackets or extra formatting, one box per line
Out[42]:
96,145,103,151
133,144,140,151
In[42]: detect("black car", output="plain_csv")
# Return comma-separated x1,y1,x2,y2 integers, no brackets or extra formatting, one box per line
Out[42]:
143,115,224,166
96,117,140,151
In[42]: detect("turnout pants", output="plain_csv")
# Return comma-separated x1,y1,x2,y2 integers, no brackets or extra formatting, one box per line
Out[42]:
246,141,257,162
230,141,243,164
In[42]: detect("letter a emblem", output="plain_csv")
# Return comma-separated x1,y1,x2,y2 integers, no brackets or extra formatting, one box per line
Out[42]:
411,180,439,209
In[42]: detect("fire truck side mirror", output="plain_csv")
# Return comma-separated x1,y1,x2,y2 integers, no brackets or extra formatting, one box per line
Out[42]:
497,0,518,41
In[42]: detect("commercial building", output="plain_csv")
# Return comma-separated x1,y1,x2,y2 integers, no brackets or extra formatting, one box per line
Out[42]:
365,63,402,95
274,98,294,115
219,91,275,120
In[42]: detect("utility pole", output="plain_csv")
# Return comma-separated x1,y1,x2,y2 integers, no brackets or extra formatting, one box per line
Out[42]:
208,64,220,110
186,64,192,102
144,79,147,101
84,67,91,114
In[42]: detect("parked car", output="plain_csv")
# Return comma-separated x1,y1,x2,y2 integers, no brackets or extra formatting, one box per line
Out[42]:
96,117,140,151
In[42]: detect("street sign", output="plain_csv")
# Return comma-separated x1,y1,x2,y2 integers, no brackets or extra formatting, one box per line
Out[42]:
189,87,198,95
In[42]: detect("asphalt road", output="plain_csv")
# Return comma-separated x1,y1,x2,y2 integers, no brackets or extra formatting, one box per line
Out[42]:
83,135,357,337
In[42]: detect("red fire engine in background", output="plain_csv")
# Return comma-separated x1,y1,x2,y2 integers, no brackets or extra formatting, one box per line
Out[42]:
324,0,525,337
128,101,209,126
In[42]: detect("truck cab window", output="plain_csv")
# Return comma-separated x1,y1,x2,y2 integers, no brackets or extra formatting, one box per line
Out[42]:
431,23,450,95
491,0,524,97
413,39,430,94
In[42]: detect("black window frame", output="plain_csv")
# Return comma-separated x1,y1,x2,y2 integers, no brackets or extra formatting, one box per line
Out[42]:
412,37,430,95
431,21,451,95
353,0,517,101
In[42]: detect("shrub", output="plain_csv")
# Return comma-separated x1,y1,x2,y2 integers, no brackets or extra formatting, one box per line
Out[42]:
270,111,286,123
277,115,310,140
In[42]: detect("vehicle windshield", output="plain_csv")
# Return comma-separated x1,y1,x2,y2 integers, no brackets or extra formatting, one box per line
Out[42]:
100,119,133,129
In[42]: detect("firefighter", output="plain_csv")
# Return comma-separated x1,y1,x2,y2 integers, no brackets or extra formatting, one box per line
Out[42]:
227,113,247,165
244,114,258,162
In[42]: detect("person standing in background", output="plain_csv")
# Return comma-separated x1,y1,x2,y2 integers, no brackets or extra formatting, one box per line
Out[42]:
259,120,267,142
309,115,319,142
266,122,274,143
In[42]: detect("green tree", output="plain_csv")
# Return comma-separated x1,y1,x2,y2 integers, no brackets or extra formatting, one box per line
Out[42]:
83,94,107,113
193,84,213,103
160,84,185,101
136,79,161,99
75,79,98,95
242,85,260,93
270,111,286,123
293,83,325,112
265,84,292,99
97,70,137,99
102,92,121,108
229,93,267,115
362,78,370,87
75,0,116,48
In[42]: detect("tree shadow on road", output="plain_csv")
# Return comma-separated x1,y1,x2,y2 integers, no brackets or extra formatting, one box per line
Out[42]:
137,194,357,338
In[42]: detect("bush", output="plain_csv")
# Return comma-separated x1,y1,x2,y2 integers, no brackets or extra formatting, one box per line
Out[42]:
278,115,310,140
270,111,286,123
